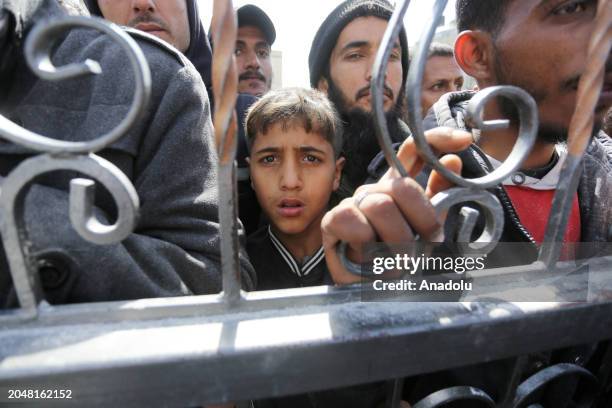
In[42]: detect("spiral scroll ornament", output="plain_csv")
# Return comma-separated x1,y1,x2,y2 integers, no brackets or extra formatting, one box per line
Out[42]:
339,0,541,276
0,16,150,312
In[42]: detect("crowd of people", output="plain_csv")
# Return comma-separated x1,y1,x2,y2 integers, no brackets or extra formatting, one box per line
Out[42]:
0,0,611,406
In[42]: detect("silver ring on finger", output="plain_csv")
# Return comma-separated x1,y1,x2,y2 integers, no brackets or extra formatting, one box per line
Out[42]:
353,190,369,208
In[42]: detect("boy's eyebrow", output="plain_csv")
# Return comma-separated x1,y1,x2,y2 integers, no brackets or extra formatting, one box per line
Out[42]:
253,146,279,154
298,146,327,154
253,146,328,155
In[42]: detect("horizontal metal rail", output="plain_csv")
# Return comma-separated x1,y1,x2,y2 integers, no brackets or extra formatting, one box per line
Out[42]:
0,256,610,406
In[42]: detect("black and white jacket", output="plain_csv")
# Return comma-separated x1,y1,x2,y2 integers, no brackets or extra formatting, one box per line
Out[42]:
247,226,330,291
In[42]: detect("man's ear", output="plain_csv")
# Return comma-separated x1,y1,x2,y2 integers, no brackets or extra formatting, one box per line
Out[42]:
454,30,495,84
317,77,329,95
332,157,346,191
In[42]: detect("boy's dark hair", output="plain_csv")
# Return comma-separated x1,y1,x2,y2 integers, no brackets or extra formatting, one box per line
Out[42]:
246,87,343,157
456,0,512,36
428,42,454,59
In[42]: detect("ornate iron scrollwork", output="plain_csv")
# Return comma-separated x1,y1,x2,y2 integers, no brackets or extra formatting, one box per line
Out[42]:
0,16,150,313
338,0,538,275
413,386,496,408
411,363,599,408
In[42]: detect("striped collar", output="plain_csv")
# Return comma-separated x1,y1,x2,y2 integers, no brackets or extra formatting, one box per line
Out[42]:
268,226,325,277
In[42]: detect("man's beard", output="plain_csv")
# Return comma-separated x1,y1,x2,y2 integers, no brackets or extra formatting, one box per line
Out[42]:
492,42,571,145
327,78,404,193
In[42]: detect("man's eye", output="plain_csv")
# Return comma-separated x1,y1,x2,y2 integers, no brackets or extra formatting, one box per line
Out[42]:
346,53,363,60
234,48,243,56
430,83,445,91
554,0,588,15
390,51,401,61
257,49,270,58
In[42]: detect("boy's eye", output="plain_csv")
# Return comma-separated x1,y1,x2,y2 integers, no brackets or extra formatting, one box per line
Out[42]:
303,154,320,163
259,155,277,164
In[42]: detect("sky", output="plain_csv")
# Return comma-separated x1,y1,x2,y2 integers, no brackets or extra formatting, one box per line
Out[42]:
199,0,457,88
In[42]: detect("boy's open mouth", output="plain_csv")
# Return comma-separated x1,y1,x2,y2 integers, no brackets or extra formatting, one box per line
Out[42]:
278,199,305,217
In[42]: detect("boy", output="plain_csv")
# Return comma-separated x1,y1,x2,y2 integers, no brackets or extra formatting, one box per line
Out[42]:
246,88,344,290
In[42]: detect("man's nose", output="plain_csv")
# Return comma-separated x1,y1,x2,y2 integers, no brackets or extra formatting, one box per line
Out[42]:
245,50,261,70
132,0,156,13
365,55,386,83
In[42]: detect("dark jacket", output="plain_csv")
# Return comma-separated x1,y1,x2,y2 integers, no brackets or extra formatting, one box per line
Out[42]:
0,0,255,306
82,0,261,234
247,226,331,291
333,117,411,205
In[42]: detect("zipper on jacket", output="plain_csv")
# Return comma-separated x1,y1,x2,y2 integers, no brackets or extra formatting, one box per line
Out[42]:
469,145,538,245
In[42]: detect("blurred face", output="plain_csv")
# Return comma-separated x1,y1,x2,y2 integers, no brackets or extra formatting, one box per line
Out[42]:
98,0,190,52
236,26,273,97
249,124,343,237
487,0,610,138
421,55,464,116
318,17,403,113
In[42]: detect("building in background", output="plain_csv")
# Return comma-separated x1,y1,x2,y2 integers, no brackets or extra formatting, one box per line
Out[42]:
271,50,283,90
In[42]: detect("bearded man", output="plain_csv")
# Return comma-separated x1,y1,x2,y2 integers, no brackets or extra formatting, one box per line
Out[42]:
309,0,410,201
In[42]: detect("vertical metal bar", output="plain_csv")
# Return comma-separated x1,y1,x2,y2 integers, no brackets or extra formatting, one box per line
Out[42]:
211,0,242,306
595,341,612,404
539,0,612,267
371,0,412,178
499,355,528,408
385,378,404,408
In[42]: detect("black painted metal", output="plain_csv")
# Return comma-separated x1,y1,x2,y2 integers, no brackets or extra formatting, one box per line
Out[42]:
0,3,610,408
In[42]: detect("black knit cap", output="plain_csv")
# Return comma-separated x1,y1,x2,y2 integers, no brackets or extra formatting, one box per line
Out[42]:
308,0,409,88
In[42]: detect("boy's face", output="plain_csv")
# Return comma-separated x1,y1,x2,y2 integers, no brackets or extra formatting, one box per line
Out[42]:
249,124,344,236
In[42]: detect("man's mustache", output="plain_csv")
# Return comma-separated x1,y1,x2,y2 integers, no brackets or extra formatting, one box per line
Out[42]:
128,12,169,32
355,84,394,101
239,70,266,82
